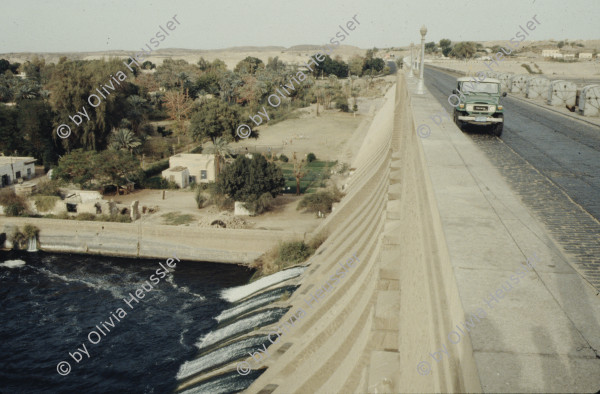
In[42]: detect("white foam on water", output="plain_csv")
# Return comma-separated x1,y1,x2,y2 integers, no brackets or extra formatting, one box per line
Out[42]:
216,291,283,323
36,267,127,299
0,259,26,268
220,267,305,303
166,275,205,300
177,336,265,380
195,309,283,350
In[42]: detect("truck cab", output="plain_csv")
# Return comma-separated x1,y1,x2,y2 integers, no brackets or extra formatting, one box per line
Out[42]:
453,77,507,136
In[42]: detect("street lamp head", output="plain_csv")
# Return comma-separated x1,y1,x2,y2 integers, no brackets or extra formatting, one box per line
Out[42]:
420,25,427,37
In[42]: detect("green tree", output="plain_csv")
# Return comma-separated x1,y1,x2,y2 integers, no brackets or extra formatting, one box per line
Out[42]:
17,98,60,168
425,41,437,53
48,59,137,151
439,39,452,48
96,150,143,194
312,55,349,78
108,128,142,153
0,104,21,154
440,39,452,57
266,56,286,72
54,149,142,192
54,149,98,188
348,55,364,76
125,95,151,133
217,154,284,201
195,71,221,95
141,61,155,70
189,99,246,142
234,56,265,75
450,42,477,59
203,136,232,176
557,41,565,48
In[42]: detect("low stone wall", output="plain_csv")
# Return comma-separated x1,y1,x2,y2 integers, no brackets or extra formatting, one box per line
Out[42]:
0,217,305,264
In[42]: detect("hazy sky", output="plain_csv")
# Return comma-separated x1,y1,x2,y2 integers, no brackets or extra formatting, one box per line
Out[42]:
1,0,598,53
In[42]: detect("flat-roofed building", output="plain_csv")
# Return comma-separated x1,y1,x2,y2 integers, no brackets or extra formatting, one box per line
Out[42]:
163,153,219,185
579,52,593,59
542,49,560,57
161,166,190,188
0,156,36,187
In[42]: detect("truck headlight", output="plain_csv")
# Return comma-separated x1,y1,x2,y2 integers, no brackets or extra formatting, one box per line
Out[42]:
459,103,465,109
498,105,503,110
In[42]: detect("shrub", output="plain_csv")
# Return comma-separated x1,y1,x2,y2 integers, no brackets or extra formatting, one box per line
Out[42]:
167,180,180,189
244,192,274,215
5,203,25,216
22,224,40,240
195,189,207,209
35,179,63,197
76,213,97,221
277,241,312,265
95,214,131,223
306,153,317,163
143,158,170,178
7,227,26,249
0,189,27,215
44,212,70,220
297,191,335,213
279,154,289,162
33,195,60,212
297,186,344,214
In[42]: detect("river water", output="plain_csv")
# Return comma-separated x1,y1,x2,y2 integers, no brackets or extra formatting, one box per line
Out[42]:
0,250,256,393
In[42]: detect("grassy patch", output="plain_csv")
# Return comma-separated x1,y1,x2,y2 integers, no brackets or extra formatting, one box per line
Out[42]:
161,211,195,225
279,160,336,194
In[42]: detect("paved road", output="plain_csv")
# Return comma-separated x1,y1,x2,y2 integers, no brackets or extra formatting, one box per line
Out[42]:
424,66,600,290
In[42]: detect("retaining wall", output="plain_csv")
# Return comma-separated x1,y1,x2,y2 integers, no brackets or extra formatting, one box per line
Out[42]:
0,217,305,264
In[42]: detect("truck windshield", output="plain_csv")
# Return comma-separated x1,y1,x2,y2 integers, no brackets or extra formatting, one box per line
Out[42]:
460,82,499,94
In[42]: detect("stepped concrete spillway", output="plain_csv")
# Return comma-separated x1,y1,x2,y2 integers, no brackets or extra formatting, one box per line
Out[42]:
243,73,600,393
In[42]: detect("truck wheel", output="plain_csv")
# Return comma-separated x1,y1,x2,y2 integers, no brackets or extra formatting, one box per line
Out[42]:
454,111,464,130
493,114,504,137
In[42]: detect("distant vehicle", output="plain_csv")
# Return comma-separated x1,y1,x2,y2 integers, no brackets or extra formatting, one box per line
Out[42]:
453,77,507,136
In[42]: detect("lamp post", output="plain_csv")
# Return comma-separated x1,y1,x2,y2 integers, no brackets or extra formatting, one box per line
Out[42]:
416,25,427,94
409,42,415,77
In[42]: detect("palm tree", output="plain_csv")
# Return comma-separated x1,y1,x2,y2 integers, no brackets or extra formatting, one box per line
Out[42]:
126,95,151,134
204,137,233,176
109,128,142,154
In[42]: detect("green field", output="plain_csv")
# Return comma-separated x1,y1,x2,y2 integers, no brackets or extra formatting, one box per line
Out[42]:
279,160,337,194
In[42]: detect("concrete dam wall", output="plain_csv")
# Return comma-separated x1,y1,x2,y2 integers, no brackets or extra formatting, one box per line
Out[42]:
245,74,481,393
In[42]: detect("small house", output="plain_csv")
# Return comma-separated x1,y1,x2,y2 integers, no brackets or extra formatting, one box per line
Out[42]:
163,153,219,185
161,166,190,188
0,156,36,188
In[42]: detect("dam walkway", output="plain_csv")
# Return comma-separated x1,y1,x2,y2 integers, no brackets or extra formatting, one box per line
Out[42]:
243,73,600,393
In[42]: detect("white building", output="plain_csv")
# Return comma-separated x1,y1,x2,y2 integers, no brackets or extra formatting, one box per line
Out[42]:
564,54,576,60
0,156,36,187
542,49,560,58
579,52,593,59
162,153,219,186
161,166,190,188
